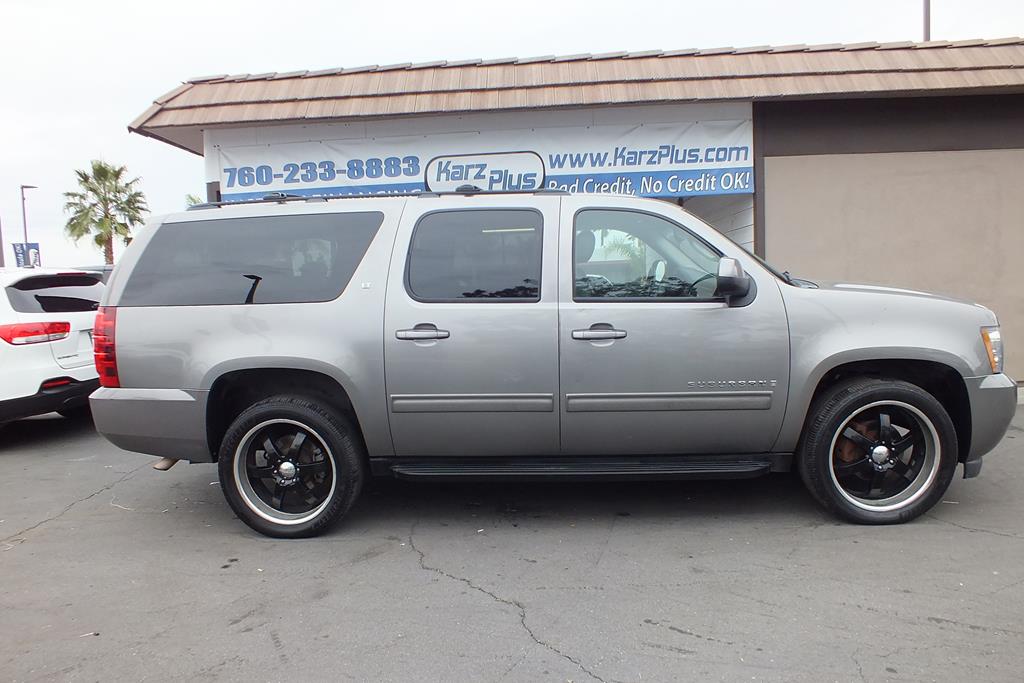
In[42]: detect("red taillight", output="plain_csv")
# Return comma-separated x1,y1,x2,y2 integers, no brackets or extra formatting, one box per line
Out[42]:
0,321,71,345
93,306,119,388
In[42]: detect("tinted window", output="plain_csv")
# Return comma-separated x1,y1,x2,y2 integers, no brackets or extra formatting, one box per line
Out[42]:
574,209,721,300
120,212,383,306
406,210,542,301
6,274,104,313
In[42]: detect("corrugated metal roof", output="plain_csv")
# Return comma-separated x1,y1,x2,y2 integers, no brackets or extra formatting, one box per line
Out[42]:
132,38,1024,154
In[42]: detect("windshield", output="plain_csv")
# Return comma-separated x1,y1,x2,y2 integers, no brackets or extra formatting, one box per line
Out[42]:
745,249,790,282
709,226,816,288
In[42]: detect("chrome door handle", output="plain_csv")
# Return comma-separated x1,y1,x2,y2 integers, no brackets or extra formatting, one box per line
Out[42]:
572,325,626,341
396,324,450,341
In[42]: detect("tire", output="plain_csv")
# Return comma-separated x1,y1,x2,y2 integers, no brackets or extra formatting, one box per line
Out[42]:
798,377,958,524
217,395,365,538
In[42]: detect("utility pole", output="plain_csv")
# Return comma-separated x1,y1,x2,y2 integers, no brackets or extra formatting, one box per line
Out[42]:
20,184,36,243
923,0,931,41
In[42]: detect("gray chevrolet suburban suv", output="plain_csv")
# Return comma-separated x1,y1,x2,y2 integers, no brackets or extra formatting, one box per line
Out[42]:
90,191,1017,537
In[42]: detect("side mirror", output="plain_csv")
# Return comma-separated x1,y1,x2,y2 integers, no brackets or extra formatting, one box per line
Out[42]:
716,257,750,299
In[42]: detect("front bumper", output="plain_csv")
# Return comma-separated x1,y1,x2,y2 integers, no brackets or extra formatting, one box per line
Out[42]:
0,378,100,422
90,387,211,461
962,373,1018,477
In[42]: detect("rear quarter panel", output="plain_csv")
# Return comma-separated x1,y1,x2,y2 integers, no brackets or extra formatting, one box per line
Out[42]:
105,200,404,458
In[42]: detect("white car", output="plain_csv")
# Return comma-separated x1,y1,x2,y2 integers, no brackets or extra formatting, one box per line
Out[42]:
0,268,104,422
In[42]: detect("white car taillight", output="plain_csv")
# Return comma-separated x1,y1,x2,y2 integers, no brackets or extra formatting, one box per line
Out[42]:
0,322,71,345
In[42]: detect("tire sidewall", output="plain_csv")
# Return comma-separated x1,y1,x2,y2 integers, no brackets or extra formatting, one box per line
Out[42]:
802,380,958,524
218,396,364,538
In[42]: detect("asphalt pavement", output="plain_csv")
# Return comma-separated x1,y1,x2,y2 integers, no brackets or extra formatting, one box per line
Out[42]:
2,408,1023,682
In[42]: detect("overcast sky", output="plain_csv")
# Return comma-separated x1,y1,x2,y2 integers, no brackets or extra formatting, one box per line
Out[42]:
1,0,1022,266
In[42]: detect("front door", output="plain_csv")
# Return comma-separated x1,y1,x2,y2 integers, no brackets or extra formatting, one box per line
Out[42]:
384,197,560,457
558,198,790,455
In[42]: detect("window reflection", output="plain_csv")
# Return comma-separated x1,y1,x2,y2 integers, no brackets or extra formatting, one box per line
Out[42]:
407,210,543,301
574,210,721,300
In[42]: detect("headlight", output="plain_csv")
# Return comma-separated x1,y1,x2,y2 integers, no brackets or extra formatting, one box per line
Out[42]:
981,326,1003,374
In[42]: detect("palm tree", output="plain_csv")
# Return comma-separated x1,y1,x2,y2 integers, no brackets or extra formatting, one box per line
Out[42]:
64,161,148,264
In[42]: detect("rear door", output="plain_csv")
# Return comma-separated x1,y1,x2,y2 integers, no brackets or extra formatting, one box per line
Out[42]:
384,196,560,456
5,273,104,369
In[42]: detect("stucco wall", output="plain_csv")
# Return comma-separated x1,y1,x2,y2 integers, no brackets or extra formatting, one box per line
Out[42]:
764,148,1024,378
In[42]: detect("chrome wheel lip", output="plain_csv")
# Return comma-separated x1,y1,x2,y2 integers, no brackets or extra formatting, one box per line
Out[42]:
233,418,336,526
828,400,941,513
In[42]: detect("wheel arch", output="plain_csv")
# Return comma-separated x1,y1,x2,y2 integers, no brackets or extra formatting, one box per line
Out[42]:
205,366,367,461
784,357,971,463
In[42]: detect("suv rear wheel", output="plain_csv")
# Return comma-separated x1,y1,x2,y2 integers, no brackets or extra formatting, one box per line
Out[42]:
799,378,958,524
218,395,365,538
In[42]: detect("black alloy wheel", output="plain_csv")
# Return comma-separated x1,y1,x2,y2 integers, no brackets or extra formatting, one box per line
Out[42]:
799,378,958,524
218,395,365,538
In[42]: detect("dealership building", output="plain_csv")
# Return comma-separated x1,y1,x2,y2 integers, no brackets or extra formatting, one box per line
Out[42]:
130,38,1024,376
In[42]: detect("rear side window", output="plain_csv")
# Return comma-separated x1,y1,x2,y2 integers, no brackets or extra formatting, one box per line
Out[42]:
120,212,384,306
406,209,543,301
6,274,104,313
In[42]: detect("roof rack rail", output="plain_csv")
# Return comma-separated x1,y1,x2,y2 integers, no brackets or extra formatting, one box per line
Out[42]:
188,186,569,210
189,193,339,210
188,191,311,210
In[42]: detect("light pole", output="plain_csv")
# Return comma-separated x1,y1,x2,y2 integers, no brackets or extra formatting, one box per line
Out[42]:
923,0,931,42
20,184,37,244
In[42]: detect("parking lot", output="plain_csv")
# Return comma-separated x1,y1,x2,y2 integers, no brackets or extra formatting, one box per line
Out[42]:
0,408,1022,682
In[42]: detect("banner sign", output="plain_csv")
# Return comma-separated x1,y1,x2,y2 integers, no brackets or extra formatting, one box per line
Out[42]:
12,242,40,268
215,119,752,201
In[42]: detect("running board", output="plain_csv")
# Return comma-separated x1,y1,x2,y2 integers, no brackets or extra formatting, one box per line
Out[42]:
381,456,779,482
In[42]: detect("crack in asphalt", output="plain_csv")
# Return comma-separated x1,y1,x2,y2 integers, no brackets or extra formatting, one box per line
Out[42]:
924,514,1024,540
988,576,1024,596
850,647,866,683
407,522,610,683
1,463,148,547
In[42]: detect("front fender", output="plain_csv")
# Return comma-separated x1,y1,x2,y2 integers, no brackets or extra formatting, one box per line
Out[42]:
771,284,994,453
772,346,973,452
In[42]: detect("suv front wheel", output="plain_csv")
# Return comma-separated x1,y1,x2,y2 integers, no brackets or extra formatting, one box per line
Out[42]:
218,395,365,538
799,378,958,524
